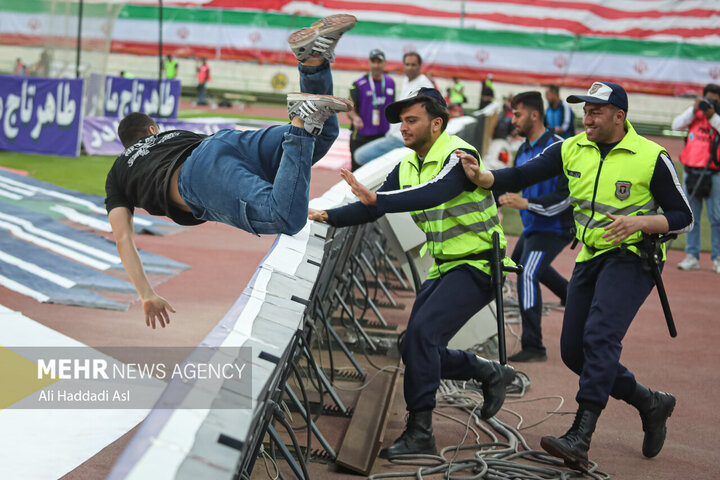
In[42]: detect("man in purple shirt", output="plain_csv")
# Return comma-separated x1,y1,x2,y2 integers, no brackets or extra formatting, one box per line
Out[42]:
347,49,396,170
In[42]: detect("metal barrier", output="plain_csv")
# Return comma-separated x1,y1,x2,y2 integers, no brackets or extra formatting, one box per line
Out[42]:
107,149,421,479
108,115,509,478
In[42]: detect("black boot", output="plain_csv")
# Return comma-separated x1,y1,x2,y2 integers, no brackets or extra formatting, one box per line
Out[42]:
628,382,676,458
379,409,437,459
473,356,515,419
540,405,600,472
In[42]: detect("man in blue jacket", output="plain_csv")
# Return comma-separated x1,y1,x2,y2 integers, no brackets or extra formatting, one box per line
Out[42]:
500,91,573,362
546,84,576,139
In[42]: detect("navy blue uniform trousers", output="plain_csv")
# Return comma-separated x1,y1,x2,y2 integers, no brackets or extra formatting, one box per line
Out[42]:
511,231,570,354
402,264,494,412
562,251,658,407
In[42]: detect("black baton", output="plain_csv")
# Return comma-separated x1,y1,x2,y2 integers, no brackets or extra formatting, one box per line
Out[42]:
491,232,523,365
641,234,677,338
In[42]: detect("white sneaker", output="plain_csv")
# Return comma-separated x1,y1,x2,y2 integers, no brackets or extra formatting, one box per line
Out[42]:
713,258,720,274
288,14,357,63
677,254,700,271
288,93,353,136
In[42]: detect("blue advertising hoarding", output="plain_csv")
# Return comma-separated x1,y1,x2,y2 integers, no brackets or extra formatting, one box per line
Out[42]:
86,74,181,119
0,75,83,157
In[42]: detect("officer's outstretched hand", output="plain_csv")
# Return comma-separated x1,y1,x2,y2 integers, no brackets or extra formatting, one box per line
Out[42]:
455,150,494,189
142,294,175,329
602,213,644,244
340,168,377,205
308,208,328,222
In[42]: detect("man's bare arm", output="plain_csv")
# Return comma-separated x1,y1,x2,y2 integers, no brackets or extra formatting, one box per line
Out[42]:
108,207,175,329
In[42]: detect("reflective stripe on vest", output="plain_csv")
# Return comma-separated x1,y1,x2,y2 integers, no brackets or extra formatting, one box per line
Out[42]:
570,197,658,229
561,120,666,262
397,131,505,269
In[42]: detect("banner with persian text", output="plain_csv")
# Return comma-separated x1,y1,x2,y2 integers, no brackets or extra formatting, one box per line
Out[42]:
85,74,181,119
82,116,237,155
0,75,83,157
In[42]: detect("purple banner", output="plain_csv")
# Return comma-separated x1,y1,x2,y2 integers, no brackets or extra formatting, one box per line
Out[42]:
101,75,181,119
0,75,83,157
82,116,238,156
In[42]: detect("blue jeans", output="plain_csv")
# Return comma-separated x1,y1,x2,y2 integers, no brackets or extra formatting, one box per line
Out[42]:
196,82,207,104
353,134,405,166
683,171,720,260
178,62,337,235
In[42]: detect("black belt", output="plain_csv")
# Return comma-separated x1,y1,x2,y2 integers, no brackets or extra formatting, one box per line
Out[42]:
435,249,504,265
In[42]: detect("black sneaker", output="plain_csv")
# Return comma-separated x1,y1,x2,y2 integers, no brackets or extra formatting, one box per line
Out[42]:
508,350,547,363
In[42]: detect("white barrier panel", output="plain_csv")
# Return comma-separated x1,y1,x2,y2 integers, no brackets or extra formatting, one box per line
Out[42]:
109,128,499,478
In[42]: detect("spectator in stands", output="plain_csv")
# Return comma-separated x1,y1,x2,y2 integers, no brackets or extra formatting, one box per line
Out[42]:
545,84,576,139
449,76,466,106
32,49,52,76
309,88,515,459
352,51,435,167
500,91,572,363
196,57,211,105
479,74,495,110
165,54,179,80
347,49,395,170
13,58,26,76
673,83,720,273
105,14,355,329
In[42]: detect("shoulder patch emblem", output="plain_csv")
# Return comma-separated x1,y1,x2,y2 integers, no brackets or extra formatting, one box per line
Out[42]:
615,181,632,201
567,170,581,178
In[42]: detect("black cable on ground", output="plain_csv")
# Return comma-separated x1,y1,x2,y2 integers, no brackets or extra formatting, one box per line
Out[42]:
367,383,610,480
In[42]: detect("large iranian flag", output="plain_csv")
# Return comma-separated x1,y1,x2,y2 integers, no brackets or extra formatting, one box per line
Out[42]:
2,0,718,95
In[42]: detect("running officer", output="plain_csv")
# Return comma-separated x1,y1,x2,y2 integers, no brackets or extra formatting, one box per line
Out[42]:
458,81,693,471
309,88,515,459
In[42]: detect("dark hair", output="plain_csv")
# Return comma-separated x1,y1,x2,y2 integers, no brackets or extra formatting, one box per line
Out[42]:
414,97,449,132
118,112,158,148
546,84,560,94
511,91,544,120
703,83,720,97
403,51,422,65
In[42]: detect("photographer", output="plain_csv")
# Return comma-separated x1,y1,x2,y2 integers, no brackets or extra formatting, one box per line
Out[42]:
672,83,720,273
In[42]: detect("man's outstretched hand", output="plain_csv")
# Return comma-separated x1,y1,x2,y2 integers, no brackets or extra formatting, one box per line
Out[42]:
142,294,175,329
308,208,329,222
340,168,377,205
454,150,495,189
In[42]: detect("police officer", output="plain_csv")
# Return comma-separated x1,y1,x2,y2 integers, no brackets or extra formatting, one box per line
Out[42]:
309,88,514,459
458,81,693,471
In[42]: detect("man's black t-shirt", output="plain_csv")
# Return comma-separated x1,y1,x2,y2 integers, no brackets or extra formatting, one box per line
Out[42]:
105,130,206,225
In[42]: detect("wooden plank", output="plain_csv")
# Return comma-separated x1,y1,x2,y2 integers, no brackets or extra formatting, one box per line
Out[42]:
335,359,400,475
